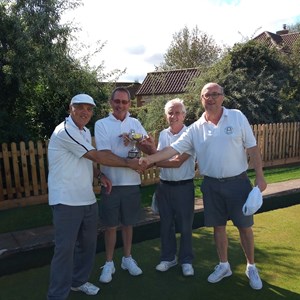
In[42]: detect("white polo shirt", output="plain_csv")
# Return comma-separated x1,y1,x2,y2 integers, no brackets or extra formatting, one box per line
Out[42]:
94,112,147,185
171,108,257,178
158,125,196,181
48,116,96,206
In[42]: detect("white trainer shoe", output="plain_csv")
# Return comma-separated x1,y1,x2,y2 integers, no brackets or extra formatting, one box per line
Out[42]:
71,282,100,295
245,265,263,290
121,256,143,276
99,261,116,283
208,263,232,283
182,263,194,276
156,258,177,272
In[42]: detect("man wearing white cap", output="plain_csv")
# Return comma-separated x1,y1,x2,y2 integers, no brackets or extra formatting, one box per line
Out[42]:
47,94,143,299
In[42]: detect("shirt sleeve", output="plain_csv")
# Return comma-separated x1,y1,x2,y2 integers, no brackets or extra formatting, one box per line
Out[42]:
240,112,257,149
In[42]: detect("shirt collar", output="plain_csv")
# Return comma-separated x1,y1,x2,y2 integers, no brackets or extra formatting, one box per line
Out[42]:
199,106,228,125
108,111,131,121
66,115,87,132
167,125,186,136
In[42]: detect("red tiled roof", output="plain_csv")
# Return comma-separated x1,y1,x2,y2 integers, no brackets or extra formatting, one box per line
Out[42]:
136,30,299,99
115,82,141,99
98,82,141,99
281,32,300,49
136,68,201,96
253,31,300,53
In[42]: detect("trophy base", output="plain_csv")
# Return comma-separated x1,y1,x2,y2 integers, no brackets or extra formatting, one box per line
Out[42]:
128,150,140,159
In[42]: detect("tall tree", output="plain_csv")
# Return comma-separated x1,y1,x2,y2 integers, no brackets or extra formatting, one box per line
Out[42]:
185,41,299,124
137,96,168,133
287,22,300,33
157,25,223,71
0,0,113,142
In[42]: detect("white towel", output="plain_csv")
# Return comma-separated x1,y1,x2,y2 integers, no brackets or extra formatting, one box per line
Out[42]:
242,186,263,216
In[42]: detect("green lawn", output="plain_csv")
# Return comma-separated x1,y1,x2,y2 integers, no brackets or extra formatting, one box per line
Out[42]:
0,204,299,300
0,165,299,234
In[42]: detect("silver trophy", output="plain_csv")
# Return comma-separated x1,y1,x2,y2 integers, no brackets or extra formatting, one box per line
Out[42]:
127,129,143,159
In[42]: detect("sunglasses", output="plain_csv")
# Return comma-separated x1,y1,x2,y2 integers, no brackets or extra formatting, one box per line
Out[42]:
112,99,130,105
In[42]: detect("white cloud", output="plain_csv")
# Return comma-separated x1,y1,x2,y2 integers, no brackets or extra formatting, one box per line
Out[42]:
62,0,300,82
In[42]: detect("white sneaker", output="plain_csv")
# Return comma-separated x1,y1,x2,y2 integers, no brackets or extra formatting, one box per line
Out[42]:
121,256,143,276
71,282,100,295
156,258,177,272
182,263,194,276
207,263,232,283
245,265,263,290
99,261,115,283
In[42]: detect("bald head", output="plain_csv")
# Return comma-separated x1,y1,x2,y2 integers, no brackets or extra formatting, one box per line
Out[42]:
201,83,223,97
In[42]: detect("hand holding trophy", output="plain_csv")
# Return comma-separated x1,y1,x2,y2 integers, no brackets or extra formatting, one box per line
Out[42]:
127,129,143,159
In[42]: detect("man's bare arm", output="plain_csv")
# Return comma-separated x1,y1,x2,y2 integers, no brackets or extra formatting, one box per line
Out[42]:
139,146,179,167
247,146,267,192
156,153,191,168
84,149,145,172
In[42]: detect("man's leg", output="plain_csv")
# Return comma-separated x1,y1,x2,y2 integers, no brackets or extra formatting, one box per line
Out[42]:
122,225,133,257
105,227,118,261
238,226,255,264
157,185,177,262
176,183,195,264
214,225,228,262
48,205,82,300
72,203,98,287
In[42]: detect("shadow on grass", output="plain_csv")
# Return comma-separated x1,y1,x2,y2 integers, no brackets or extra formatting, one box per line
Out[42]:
1,205,300,300
0,192,299,277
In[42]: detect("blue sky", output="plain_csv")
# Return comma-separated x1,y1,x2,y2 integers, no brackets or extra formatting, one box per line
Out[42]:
62,0,300,83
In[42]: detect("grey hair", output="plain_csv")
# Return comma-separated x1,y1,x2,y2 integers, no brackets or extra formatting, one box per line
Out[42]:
164,98,186,115
111,87,131,100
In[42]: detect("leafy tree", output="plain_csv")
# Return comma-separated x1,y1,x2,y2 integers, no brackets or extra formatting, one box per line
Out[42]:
137,96,168,133
156,25,223,71
287,22,300,33
282,33,300,118
0,0,118,143
185,41,299,124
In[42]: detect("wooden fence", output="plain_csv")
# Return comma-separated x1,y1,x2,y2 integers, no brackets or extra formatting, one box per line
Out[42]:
0,122,299,210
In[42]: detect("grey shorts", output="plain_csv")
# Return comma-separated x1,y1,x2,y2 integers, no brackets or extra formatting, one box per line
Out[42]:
100,185,141,227
201,174,253,228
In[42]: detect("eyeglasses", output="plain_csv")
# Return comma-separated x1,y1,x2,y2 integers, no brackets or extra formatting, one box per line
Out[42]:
112,99,130,105
201,93,223,100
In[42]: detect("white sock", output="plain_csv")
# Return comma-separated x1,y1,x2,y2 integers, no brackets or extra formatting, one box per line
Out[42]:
220,261,229,267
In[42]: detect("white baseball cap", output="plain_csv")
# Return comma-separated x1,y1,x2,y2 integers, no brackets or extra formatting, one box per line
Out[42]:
242,186,263,216
70,94,96,106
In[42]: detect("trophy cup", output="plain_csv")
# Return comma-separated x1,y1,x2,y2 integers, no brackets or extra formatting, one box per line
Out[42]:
127,129,143,159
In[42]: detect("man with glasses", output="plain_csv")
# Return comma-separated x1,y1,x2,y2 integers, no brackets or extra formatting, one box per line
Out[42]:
94,87,149,283
139,82,267,290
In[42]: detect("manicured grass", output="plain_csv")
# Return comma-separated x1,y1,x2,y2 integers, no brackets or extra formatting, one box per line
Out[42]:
0,204,299,299
0,165,299,234
194,165,300,198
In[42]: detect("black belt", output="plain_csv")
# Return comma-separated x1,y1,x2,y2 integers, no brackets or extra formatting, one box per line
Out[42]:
160,179,194,185
204,172,248,182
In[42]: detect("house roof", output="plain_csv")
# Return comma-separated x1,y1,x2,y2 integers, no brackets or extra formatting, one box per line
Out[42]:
136,28,299,100
114,82,141,99
253,30,300,53
98,82,141,99
136,68,201,96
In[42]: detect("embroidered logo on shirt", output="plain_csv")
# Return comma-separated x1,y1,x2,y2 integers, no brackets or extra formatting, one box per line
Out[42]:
224,126,233,135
